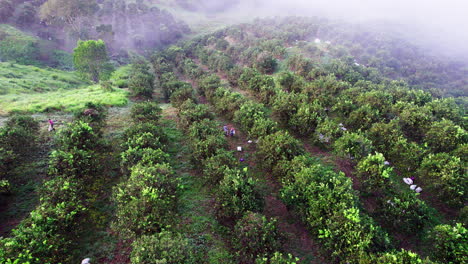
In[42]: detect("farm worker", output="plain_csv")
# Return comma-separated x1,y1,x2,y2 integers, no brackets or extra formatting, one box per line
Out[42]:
48,119,55,131
230,128,236,137
223,125,228,136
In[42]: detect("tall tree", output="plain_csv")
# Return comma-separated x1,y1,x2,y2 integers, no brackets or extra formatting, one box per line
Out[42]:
73,40,113,82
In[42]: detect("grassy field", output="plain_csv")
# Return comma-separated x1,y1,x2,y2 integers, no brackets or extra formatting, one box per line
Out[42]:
0,62,88,95
0,62,130,115
0,85,129,115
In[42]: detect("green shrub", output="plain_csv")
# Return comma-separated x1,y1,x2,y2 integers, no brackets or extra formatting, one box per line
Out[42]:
56,121,101,151
387,136,426,177
122,123,169,146
378,192,434,233
0,147,16,176
170,86,195,108
0,125,35,156
280,163,383,261
122,132,164,152
424,119,467,153
288,100,325,135
256,131,304,171
188,119,224,141
234,212,282,263
130,231,190,264
113,163,179,238
178,99,213,129
315,117,343,145
233,101,269,132
419,153,466,207
216,168,264,220
121,147,169,169
211,88,245,118
362,249,432,264
356,152,394,193
73,102,107,129
0,179,11,195
320,208,376,262
429,223,467,264
255,252,299,264
48,149,99,181
281,164,357,228
0,177,86,264
249,118,279,139
129,72,154,98
367,120,403,156
5,114,39,132
190,135,228,165
333,132,374,162
130,102,162,123
203,149,238,185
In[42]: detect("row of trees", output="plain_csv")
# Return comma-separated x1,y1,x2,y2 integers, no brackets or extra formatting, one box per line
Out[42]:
199,28,467,212
0,104,106,263
160,39,466,263
154,57,300,263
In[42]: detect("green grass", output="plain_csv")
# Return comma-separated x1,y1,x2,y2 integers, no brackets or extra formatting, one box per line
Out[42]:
0,85,129,115
0,62,88,95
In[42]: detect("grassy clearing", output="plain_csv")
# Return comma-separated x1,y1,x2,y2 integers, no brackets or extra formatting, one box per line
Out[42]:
0,85,129,115
0,62,88,95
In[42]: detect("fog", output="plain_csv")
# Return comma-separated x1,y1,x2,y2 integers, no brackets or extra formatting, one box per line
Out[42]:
209,0,468,60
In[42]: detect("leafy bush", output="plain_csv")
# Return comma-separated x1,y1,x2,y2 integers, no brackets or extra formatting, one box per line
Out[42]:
48,149,99,181
255,252,299,264
367,120,403,156
0,179,11,195
256,131,304,171
429,223,467,264
170,86,195,108
419,153,466,207
289,100,325,135
387,136,426,177
203,149,238,185
356,152,394,193
0,177,86,264
234,212,282,263
333,132,374,162
315,117,343,145
73,102,107,130
378,192,434,233
255,53,278,74
216,168,264,220
424,119,467,153
249,118,279,139
281,163,385,262
130,101,162,123
0,147,16,176
129,71,154,98
113,163,179,238
122,123,169,147
188,119,224,141
363,249,433,264
121,147,169,169
56,120,101,151
122,132,165,152
130,231,190,264
233,101,269,132
190,135,228,166
0,115,38,157
178,99,213,129
5,114,39,132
